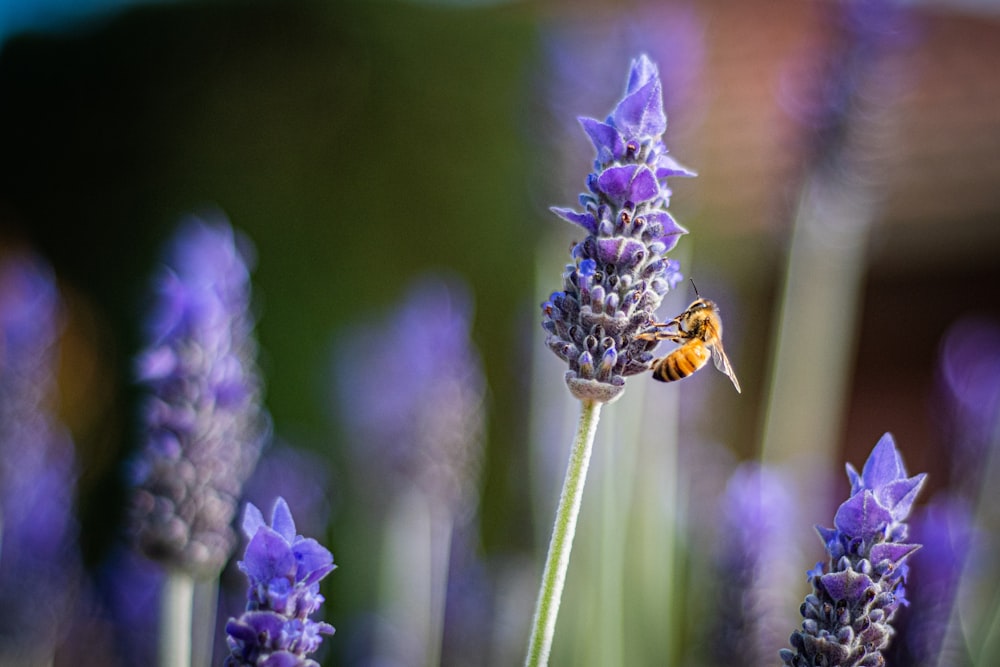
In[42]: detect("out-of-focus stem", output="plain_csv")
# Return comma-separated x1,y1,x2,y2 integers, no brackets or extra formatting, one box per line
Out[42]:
159,570,195,667
191,578,218,667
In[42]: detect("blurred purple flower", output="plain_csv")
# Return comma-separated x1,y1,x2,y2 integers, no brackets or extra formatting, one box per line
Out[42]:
541,54,693,403
440,524,496,666
334,274,489,665
779,0,917,176
781,433,926,666
0,252,80,659
880,316,1000,665
712,463,798,666
94,544,164,666
334,274,486,519
887,495,974,666
937,317,1000,486
129,213,269,576
224,497,335,667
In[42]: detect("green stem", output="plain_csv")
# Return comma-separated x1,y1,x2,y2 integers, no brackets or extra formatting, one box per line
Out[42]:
191,577,219,667
525,398,603,667
159,569,195,667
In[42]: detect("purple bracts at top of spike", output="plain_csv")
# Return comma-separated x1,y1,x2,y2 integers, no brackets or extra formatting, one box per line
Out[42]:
224,498,335,667
541,54,693,403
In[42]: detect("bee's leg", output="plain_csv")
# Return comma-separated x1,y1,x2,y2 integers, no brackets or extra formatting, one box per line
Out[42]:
636,318,681,340
635,329,685,342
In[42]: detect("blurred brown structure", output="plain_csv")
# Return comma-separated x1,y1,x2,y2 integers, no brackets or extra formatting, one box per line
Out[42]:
642,0,1000,484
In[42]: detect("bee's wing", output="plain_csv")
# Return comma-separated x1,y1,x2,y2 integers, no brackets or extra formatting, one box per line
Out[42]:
709,341,741,393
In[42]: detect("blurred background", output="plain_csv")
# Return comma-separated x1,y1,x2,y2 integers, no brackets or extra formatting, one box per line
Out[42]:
1,0,999,665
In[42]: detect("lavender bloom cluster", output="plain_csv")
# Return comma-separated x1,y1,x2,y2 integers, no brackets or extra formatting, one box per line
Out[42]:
781,433,926,666
0,253,79,658
224,498,335,667
713,464,798,667
130,215,268,576
542,53,692,403
335,276,486,519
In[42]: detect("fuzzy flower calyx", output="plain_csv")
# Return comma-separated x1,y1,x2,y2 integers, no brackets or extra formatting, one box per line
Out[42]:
225,497,336,667
542,54,692,403
780,433,926,667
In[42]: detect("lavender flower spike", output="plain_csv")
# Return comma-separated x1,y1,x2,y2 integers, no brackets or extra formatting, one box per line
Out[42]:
780,433,926,667
542,53,692,403
130,214,268,576
224,498,336,667
0,252,81,660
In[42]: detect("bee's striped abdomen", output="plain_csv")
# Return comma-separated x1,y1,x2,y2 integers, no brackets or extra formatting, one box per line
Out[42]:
651,341,711,383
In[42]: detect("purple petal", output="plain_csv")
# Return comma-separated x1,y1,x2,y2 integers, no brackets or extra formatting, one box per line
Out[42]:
818,568,876,603
242,502,266,539
869,542,920,566
135,347,178,382
550,207,597,234
876,474,927,522
243,527,296,582
816,524,839,548
270,497,296,543
614,75,666,138
595,165,638,205
835,490,893,541
579,116,624,160
626,54,659,94
291,536,335,581
655,154,697,178
225,617,261,644
261,652,305,667
627,167,659,203
663,258,683,291
595,238,646,266
861,433,907,489
846,463,863,495
644,211,687,241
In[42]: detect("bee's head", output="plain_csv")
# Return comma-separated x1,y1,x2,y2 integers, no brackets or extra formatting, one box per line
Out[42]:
685,281,717,313
686,297,717,314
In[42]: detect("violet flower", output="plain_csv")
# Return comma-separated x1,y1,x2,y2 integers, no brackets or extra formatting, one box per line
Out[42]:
541,53,692,404
334,274,486,520
886,496,974,666
936,316,1000,492
882,316,1000,665
333,275,487,666
780,433,926,666
224,497,336,667
712,463,799,667
129,214,268,576
0,252,80,660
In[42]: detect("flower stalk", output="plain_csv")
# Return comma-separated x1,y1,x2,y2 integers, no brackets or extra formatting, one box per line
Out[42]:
159,570,195,667
525,399,602,667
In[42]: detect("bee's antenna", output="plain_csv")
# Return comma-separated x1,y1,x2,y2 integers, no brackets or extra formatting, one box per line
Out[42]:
689,278,700,297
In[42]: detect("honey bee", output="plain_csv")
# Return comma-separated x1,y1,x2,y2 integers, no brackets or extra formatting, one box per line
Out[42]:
637,295,741,393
